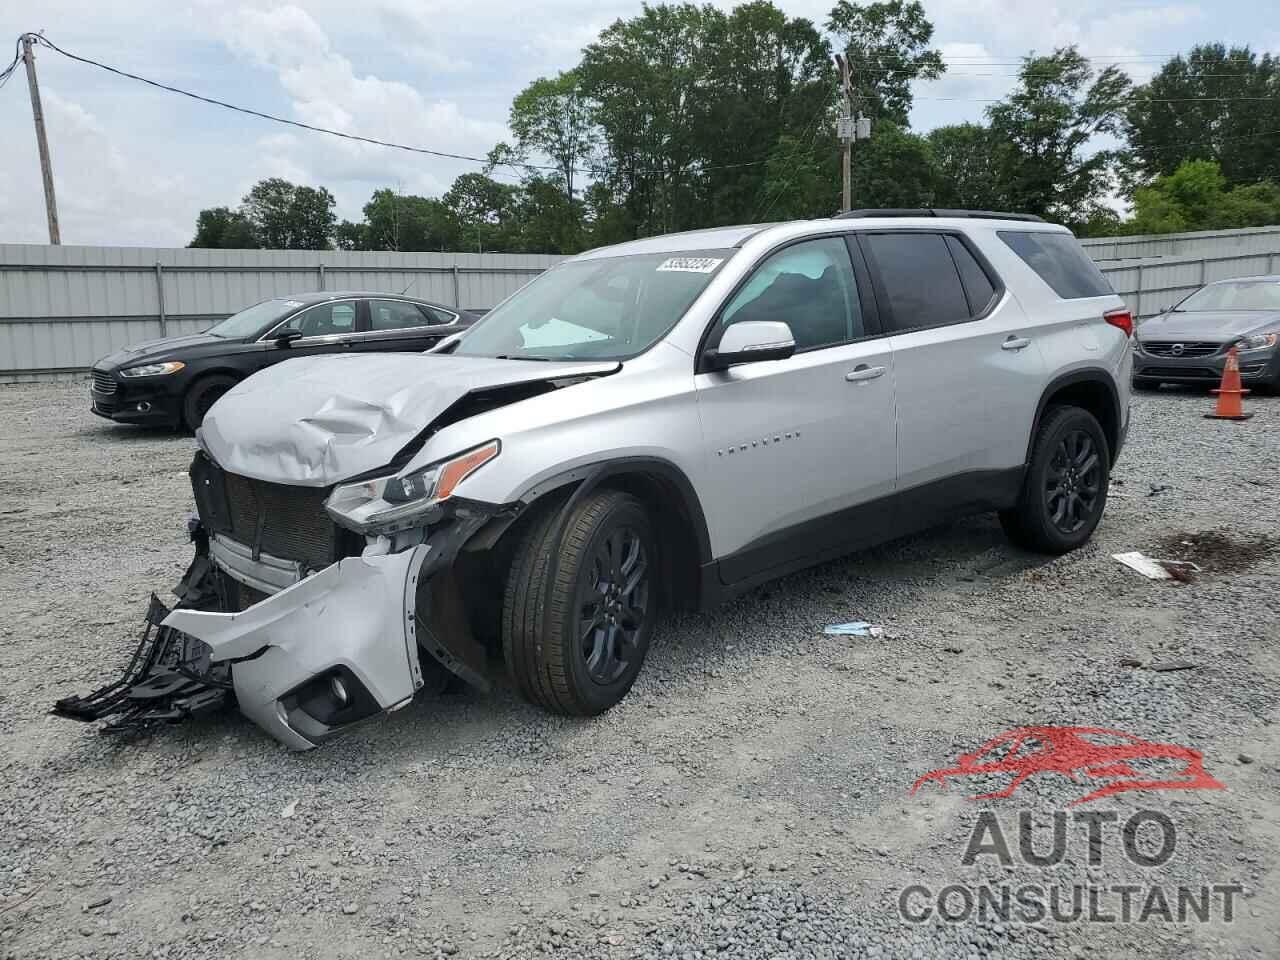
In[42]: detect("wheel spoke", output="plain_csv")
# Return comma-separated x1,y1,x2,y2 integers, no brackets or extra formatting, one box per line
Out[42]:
1072,436,1094,468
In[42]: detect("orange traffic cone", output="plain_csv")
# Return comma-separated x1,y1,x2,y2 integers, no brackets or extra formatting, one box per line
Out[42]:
1205,347,1253,421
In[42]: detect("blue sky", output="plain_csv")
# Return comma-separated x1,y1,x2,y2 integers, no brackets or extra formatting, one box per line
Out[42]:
1,0,1276,246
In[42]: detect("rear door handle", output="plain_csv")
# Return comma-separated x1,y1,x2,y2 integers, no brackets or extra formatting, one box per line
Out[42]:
1002,336,1032,351
845,364,886,382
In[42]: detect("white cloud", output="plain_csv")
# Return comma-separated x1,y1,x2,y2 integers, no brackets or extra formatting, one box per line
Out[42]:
0,0,1266,246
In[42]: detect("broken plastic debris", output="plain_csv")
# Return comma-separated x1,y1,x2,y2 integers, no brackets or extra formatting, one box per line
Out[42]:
280,799,299,819
1112,552,1201,581
824,621,884,638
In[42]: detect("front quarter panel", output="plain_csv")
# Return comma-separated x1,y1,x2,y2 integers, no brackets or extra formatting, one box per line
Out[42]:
424,342,704,512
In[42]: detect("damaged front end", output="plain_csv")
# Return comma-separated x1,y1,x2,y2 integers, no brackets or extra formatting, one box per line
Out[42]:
54,449,512,750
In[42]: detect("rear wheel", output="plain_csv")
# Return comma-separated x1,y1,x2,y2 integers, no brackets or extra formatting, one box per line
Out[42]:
502,490,656,716
182,374,237,431
999,405,1110,554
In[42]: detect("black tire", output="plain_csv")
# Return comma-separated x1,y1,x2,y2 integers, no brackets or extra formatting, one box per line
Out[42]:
502,490,657,716
182,374,237,432
999,405,1110,554
1131,377,1161,391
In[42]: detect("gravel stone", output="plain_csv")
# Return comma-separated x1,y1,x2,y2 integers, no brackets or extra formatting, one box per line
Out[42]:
0,382,1276,959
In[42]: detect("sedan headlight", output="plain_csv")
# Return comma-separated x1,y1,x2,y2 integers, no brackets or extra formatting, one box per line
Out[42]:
1235,333,1277,352
120,361,185,377
325,440,500,534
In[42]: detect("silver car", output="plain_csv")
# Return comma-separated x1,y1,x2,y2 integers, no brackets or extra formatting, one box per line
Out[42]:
1133,276,1280,390
57,211,1133,749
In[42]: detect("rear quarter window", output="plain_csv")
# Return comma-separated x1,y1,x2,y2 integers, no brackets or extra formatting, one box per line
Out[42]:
998,230,1113,300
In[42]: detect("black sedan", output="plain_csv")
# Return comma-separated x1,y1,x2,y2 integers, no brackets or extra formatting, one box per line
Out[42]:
90,292,480,430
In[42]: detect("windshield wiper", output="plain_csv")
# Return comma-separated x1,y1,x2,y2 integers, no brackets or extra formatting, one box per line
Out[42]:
493,354,553,361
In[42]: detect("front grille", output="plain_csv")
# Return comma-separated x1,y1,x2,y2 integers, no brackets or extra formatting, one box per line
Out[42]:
1141,366,1219,380
190,453,341,569
1141,341,1220,358
92,370,117,395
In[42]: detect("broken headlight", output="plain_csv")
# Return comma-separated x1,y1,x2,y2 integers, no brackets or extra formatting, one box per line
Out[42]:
324,440,500,534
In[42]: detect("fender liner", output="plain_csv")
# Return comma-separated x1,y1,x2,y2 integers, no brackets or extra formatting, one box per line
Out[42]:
1027,368,1124,465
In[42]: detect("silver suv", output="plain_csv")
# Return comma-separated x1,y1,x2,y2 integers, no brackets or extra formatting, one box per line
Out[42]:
57,211,1133,749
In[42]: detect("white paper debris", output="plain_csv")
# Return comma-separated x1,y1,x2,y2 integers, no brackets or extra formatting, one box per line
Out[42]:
1112,552,1172,580
280,799,299,818
824,621,884,638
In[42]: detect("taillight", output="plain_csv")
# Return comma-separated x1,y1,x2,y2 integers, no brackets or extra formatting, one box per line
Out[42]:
1104,308,1134,338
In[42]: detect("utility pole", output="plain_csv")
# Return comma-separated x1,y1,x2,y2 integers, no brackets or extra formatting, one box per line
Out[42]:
22,34,61,245
839,54,852,214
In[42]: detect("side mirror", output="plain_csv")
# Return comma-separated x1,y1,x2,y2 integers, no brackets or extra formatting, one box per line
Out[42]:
273,329,304,347
702,321,796,371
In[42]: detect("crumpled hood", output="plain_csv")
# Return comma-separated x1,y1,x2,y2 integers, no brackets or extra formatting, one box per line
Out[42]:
200,352,619,486
1137,310,1279,341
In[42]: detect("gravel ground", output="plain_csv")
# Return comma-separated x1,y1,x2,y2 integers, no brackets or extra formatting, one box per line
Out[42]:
0,381,1277,960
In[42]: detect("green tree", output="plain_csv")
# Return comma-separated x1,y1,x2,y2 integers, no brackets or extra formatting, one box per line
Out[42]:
241,178,337,250
1125,45,1280,188
579,3,720,236
189,206,258,248
850,122,936,207
443,173,521,252
578,2,837,236
927,123,1006,210
826,0,944,125
1127,159,1280,234
507,71,597,202
986,48,1131,227
358,190,459,251
700,1,835,225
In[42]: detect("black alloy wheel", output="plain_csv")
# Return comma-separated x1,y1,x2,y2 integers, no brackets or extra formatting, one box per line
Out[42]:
998,404,1110,554
502,490,658,715
577,524,650,685
1044,429,1103,535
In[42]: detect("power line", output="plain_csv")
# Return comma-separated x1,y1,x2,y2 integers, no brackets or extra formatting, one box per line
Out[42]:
20,33,783,181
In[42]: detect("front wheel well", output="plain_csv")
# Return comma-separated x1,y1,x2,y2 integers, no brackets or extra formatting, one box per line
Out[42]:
481,465,708,617
1032,375,1119,463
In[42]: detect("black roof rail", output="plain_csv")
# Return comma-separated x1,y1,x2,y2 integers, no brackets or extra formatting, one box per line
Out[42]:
832,208,1046,223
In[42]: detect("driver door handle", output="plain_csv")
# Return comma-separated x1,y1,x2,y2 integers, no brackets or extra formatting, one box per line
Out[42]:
1002,336,1032,351
845,364,886,382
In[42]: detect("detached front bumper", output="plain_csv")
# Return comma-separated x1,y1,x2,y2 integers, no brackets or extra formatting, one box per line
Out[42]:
57,502,505,750
164,545,431,750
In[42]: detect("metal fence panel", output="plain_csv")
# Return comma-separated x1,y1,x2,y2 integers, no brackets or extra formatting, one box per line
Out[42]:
2,231,1279,380
0,245,563,379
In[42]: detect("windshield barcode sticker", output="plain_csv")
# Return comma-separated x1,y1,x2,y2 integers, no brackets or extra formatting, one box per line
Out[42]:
657,257,723,273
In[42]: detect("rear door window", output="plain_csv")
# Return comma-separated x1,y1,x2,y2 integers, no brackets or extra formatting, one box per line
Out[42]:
998,230,1112,299
945,236,998,316
861,232,970,333
369,299,438,331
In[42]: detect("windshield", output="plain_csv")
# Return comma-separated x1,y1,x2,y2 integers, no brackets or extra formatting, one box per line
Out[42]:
206,298,304,339
452,250,734,361
1176,281,1280,312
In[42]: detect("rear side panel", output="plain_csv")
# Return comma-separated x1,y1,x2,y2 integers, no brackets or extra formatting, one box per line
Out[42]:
968,226,1130,460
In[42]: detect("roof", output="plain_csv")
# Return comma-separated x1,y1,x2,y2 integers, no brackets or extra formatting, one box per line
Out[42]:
575,225,772,259
574,213,1067,261
269,290,457,308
